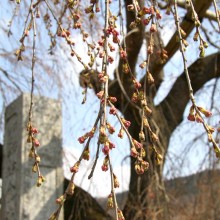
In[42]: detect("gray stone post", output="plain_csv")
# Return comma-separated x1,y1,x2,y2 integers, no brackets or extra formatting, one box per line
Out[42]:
1,93,64,220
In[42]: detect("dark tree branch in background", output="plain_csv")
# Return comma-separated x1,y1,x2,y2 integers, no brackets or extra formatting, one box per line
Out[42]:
0,67,22,92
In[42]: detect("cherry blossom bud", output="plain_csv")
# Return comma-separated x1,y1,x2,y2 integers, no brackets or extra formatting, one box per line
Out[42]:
133,139,143,149
70,162,79,173
109,141,115,149
147,45,154,54
118,128,124,139
108,96,117,103
67,182,75,195
31,127,38,134
102,144,110,155
187,106,195,121
143,17,151,26
36,175,45,187
142,160,149,171
34,139,40,147
122,63,129,73
121,118,131,128
156,10,162,19
113,174,120,188
197,106,212,117
120,49,127,59
83,147,90,160
56,195,65,205
108,56,114,64
29,149,35,158
117,209,125,220
133,79,142,89
32,163,37,173
142,7,151,15
131,93,138,103
78,136,86,144
109,107,117,115
107,123,115,134
97,90,104,99
147,72,154,84
139,61,147,69
36,155,41,163
131,147,138,158
155,153,163,165
151,132,159,142
139,131,145,141
135,163,144,174
107,193,114,208
150,24,157,32
195,113,203,123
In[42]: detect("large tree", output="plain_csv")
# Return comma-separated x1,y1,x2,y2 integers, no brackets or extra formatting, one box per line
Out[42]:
1,0,220,220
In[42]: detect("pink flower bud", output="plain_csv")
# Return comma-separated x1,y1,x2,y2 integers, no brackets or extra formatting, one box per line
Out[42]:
109,107,117,115
102,144,110,155
78,136,86,144
101,164,108,171
34,139,40,147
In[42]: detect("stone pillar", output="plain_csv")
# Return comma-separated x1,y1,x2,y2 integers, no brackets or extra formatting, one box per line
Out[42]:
1,93,64,220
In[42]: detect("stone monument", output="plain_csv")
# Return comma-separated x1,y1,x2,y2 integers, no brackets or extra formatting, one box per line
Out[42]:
1,93,64,220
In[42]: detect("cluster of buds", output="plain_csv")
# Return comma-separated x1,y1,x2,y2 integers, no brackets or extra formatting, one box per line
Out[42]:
157,49,168,64
131,138,149,174
27,124,40,147
198,39,208,58
15,44,25,61
187,105,212,123
101,139,115,155
78,127,96,144
37,175,46,187
84,1,100,19
135,158,149,174
67,0,78,9
72,13,82,29
57,28,75,45
177,28,188,51
106,26,120,44
98,72,109,84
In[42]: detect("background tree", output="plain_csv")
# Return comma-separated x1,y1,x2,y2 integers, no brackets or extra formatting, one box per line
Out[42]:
0,0,220,220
